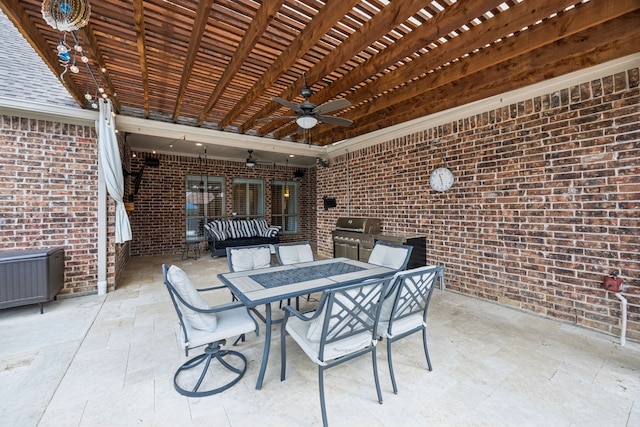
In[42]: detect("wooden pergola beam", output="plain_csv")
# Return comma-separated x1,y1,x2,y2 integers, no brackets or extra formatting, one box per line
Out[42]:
131,0,150,118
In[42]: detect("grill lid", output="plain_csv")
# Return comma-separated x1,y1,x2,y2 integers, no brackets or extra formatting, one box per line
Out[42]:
334,217,381,234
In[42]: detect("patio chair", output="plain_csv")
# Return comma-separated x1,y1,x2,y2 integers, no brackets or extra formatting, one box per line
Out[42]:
280,277,391,427
163,264,258,397
226,243,273,305
377,265,443,394
226,244,274,272
274,241,315,265
367,241,413,271
274,241,315,308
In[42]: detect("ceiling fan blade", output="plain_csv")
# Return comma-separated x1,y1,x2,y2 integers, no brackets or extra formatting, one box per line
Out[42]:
317,115,353,127
257,116,298,122
273,97,303,114
313,98,351,114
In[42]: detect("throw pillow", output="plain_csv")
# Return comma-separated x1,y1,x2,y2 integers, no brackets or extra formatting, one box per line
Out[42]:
262,226,280,238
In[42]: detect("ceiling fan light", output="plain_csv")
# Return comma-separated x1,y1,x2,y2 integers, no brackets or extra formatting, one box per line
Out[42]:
296,116,318,129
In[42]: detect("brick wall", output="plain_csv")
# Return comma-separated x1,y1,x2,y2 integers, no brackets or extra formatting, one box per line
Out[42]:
127,152,317,256
0,115,119,296
317,67,640,341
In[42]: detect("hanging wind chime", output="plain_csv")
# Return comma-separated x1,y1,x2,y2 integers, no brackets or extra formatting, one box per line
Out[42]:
41,0,104,109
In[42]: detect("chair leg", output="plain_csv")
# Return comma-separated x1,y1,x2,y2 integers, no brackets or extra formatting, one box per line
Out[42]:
233,334,245,346
280,324,287,381
387,339,398,394
371,348,383,404
422,328,433,371
319,367,329,427
174,342,247,397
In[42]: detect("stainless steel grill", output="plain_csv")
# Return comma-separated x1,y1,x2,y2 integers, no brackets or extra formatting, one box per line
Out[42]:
331,217,381,262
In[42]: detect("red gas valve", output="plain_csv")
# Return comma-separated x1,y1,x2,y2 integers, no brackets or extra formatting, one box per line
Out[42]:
603,271,624,292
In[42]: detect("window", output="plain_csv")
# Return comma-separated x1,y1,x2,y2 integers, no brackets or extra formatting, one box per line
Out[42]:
271,180,298,233
232,178,264,219
186,175,224,239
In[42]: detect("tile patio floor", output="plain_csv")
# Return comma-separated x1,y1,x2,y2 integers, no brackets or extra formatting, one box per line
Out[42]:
1,253,638,427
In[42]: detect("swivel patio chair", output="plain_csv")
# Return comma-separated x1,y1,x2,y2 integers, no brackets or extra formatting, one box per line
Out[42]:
163,264,258,397
280,276,391,427
274,241,315,308
377,265,443,394
367,241,413,271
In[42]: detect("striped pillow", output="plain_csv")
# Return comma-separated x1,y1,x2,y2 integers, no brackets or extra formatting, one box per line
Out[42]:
252,218,269,235
263,226,280,238
227,220,256,239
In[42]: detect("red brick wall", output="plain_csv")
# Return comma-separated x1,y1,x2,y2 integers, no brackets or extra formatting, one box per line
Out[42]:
127,152,317,256
0,115,119,296
317,67,640,341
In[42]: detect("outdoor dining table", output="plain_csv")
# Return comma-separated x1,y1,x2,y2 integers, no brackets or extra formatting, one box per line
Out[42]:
217,257,396,390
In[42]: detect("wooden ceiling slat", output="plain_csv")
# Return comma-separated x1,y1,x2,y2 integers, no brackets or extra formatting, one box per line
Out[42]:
248,0,432,135
217,0,361,130
131,0,150,117
353,0,636,121
344,0,585,112
313,13,640,145
197,0,286,126
275,0,498,139
171,0,215,122
1,0,636,146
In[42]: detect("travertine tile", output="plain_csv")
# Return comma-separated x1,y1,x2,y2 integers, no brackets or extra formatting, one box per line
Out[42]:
1,253,638,427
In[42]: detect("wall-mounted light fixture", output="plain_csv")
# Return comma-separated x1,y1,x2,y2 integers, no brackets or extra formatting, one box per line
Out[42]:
246,150,256,167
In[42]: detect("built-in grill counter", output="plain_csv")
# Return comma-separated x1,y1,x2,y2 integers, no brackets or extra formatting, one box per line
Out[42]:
332,217,381,262
374,232,427,269
332,218,427,268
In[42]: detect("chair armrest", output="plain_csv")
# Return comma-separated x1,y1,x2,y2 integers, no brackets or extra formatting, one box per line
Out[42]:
282,305,319,322
170,286,246,314
196,284,227,292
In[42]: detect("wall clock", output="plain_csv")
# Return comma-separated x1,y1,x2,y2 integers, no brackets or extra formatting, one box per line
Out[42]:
430,167,454,192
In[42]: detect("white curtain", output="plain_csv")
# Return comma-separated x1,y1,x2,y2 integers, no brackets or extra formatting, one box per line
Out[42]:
97,99,132,243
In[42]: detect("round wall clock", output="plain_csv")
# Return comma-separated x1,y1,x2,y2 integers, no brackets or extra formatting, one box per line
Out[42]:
430,167,454,192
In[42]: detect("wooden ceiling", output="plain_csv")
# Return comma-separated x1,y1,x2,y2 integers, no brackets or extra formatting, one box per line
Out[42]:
2,0,639,146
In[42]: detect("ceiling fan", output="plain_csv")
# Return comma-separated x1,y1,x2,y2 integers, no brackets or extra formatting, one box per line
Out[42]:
259,72,353,130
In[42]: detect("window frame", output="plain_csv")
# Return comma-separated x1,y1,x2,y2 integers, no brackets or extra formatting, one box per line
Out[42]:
271,180,299,234
185,175,225,239
232,178,265,219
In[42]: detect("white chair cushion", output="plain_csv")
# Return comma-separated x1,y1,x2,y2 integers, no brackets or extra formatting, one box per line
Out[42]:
368,244,409,270
278,244,314,265
184,304,257,348
378,314,425,339
379,275,402,322
167,266,217,332
229,246,271,271
287,312,374,365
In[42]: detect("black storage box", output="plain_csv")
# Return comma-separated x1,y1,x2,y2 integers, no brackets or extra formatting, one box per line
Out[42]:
0,247,65,313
